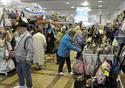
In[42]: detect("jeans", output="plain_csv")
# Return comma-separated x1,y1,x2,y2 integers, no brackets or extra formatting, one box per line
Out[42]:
58,56,71,73
16,61,32,88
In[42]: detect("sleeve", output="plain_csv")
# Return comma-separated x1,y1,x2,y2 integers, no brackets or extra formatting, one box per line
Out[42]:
25,37,34,61
65,39,81,52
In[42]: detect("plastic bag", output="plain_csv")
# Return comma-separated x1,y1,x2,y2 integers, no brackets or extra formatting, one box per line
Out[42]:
73,59,85,74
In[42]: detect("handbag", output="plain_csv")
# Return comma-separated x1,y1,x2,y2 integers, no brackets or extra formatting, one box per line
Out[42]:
73,54,85,75
5,42,14,59
96,59,111,85
7,59,15,70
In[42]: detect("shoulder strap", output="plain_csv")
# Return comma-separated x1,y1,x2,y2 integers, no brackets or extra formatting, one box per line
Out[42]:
24,36,32,50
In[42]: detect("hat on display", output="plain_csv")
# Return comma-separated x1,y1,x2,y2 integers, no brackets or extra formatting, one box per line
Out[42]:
17,21,28,28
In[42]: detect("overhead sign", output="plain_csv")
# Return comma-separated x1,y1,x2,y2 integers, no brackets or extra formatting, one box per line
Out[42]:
75,7,89,22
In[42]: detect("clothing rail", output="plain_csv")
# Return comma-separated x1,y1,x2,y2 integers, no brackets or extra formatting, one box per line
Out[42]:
82,53,114,64
83,53,114,57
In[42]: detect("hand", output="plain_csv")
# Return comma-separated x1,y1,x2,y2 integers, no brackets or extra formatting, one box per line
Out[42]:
26,60,32,65
76,50,82,58
79,49,83,54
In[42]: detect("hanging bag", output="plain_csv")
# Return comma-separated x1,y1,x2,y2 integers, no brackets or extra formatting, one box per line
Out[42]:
73,54,85,75
96,58,111,85
5,42,14,59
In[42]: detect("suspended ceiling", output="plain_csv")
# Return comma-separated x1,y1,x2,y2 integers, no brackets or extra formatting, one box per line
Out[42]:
21,0,124,18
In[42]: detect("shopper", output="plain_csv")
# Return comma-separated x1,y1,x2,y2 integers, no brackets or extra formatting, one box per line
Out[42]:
46,23,56,53
55,27,66,64
74,21,83,34
33,27,47,70
57,29,81,75
14,22,34,88
74,30,88,57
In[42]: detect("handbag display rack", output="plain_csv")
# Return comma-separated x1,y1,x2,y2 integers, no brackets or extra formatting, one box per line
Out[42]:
82,53,124,88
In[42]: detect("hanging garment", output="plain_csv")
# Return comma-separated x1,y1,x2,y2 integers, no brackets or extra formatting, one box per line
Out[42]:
0,40,9,60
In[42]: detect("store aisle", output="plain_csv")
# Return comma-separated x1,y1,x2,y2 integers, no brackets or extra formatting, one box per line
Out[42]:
0,63,74,88
0,52,77,88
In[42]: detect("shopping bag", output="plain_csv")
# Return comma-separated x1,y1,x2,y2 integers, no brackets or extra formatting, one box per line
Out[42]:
73,59,85,74
7,59,15,70
73,54,85,75
96,59,111,85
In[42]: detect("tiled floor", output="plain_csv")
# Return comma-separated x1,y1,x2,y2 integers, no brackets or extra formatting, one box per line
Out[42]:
0,62,75,88
0,51,77,88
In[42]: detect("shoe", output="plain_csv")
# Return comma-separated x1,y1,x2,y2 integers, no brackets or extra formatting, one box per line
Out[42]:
59,72,64,76
69,72,73,75
26,87,33,88
13,85,26,88
56,62,59,65
35,67,41,71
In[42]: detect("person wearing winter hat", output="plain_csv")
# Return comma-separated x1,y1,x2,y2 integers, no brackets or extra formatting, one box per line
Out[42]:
14,21,34,88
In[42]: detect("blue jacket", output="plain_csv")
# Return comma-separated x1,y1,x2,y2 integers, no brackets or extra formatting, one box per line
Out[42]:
58,33,81,57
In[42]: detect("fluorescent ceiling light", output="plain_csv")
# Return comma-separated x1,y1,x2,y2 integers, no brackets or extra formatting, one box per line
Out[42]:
98,11,102,13
1,0,21,6
65,2,70,4
88,7,91,11
43,8,47,10
98,5,102,7
81,1,89,6
71,6,75,9
43,10,46,13
98,1,103,3
51,10,54,12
